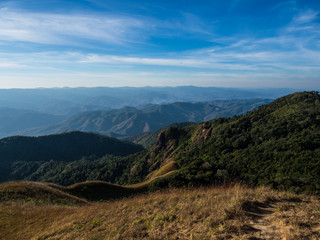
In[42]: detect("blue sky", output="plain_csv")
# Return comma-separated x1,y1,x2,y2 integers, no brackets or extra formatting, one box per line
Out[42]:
0,0,319,88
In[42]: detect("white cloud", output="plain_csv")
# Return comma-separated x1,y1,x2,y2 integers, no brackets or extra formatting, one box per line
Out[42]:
0,5,319,89
79,53,262,70
0,8,145,45
0,62,25,68
293,9,319,24
285,9,320,35
0,7,214,47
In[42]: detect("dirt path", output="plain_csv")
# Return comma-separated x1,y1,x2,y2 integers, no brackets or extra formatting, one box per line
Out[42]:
244,201,283,239
242,196,320,240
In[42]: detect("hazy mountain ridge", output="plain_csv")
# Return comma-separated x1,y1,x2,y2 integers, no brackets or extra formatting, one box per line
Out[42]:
17,99,271,137
0,87,294,115
0,107,66,138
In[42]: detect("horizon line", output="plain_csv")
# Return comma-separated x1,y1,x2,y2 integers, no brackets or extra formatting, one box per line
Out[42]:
0,85,311,91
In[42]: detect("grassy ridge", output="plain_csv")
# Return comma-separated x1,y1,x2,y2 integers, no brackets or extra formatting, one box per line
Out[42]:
0,182,87,205
0,177,176,204
1,184,319,240
0,181,145,204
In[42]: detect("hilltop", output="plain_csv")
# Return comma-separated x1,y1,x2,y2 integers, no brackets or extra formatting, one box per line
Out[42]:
122,122,195,149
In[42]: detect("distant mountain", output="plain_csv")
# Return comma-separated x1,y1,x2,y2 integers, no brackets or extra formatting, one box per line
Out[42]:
19,99,272,137
0,86,295,115
0,131,143,183
0,108,66,138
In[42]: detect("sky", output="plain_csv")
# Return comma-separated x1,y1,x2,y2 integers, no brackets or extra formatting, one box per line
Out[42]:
0,0,319,89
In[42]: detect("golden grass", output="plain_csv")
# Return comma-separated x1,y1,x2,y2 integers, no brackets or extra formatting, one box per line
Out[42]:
0,184,319,240
146,160,178,180
127,170,176,188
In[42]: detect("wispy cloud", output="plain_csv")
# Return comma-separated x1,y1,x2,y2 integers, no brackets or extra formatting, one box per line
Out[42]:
0,61,25,68
0,7,213,48
0,51,259,71
293,9,319,24
285,9,319,35
80,54,227,69
0,3,319,89
0,8,145,45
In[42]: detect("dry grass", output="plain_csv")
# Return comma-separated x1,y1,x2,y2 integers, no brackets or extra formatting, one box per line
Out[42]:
127,171,176,188
268,195,320,239
146,160,178,180
0,184,319,240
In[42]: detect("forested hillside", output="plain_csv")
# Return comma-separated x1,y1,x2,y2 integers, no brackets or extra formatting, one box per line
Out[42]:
0,132,143,183
125,91,320,193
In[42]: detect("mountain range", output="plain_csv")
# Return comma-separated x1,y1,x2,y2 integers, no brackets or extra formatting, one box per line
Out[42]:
0,86,297,139
1,91,319,194
0,86,294,116
13,99,271,138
